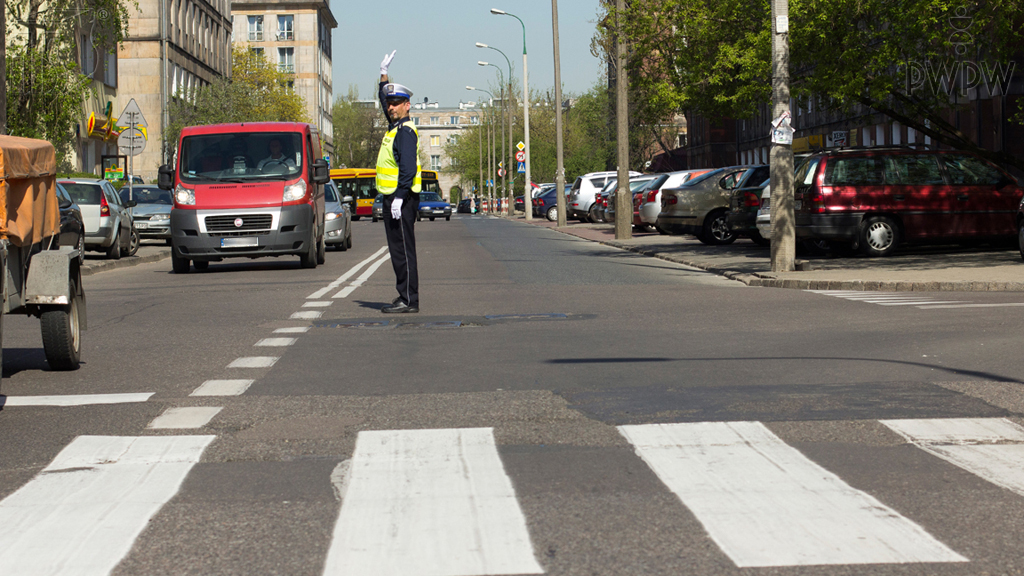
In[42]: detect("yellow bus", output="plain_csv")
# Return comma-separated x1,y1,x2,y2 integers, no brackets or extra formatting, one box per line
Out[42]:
421,170,442,196
330,168,376,220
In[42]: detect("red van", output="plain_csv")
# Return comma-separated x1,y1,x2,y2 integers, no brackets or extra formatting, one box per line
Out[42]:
794,148,1023,256
158,122,330,272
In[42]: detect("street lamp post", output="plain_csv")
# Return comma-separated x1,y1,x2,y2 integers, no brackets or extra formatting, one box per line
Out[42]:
478,61,507,216
476,43,514,216
491,8,532,221
466,86,492,211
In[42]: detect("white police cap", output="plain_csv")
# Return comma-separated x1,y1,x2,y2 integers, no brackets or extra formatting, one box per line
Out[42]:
384,83,413,100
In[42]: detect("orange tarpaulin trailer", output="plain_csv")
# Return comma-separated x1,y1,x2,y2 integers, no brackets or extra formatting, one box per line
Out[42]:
0,135,61,247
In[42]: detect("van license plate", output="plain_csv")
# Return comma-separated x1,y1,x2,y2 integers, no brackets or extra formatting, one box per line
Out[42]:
221,237,258,248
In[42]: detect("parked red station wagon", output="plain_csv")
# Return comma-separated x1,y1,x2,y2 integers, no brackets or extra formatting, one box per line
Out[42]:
158,122,330,272
794,148,1023,256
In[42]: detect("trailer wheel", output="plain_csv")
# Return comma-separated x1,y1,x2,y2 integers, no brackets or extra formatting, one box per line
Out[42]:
41,279,81,371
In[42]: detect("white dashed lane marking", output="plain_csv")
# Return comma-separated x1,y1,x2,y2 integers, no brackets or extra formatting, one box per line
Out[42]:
148,407,223,429
333,253,391,299
807,290,972,308
0,393,154,407
255,338,297,347
290,311,322,319
227,356,279,368
190,379,254,396
274,326,310,333
308,246,389,299
302,301,332,308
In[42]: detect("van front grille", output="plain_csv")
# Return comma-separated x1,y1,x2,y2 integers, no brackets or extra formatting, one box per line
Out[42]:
205,214,273,232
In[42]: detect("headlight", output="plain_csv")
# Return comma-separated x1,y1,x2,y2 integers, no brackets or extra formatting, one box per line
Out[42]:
150,213,170,221
174,185,195,205
283,179,307,202
325,212,341,221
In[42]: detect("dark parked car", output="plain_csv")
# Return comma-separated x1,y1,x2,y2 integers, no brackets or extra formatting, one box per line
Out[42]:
514,195,525,212
457,198,473,213
55,182,85,264
796,148,1024,256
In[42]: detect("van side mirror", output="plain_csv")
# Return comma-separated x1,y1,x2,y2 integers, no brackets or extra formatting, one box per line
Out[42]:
313,159,330,184
157,165,174,190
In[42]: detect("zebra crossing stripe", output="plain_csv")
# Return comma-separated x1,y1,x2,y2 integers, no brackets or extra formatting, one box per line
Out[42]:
881,418,1024,496
322,427,543,576
618,422,967,567
0,435,215,575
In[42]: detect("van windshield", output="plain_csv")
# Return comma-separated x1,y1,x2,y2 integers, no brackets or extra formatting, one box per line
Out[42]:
179,132,304,182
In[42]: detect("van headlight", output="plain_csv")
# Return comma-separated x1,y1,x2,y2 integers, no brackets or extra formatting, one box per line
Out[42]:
283,179,307,202
174,185,195,205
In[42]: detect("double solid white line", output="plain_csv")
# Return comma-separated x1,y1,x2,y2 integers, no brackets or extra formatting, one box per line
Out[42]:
307,246,390,300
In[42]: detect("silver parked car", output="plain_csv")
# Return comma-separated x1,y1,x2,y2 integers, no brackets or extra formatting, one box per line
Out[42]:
604,175,657,223
567,170,641,223
638,169,712,232
60,178,137,258
656,166,754,245
324,181,352,250
119,185,171,243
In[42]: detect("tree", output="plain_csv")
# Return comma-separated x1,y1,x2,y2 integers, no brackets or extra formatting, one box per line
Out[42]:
165,47,307,151
615,0,1024,169
5,0,135,167
331,85,386,168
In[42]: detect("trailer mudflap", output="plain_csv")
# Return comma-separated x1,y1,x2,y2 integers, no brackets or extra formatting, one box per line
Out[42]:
25,247,73,305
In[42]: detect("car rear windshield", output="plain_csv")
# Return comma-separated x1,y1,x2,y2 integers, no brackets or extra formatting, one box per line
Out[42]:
62,183,103,204
120,187,171,205
824,157,884,186
420,192,443,202
179,132,303,182
681,169,724,187
336,177,377,200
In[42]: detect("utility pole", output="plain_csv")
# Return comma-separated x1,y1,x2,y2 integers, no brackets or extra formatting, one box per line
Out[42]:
614,0,631,240
0,0,6,135
551,0,566,226
770,0,795,271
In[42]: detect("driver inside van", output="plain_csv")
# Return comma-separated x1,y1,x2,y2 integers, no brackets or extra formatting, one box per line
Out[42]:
257,138,296,171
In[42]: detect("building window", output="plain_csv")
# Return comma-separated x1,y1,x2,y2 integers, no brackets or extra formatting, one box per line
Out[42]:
471,116,478,125
430,155,441,170
450,116,459,125
102,50,117,88
278,47,294,73
413,117,419,125
277,15,294,41
430,116,438,125
430,135,440,147
250,47,264,56
248,15,263,41
80,34,95,76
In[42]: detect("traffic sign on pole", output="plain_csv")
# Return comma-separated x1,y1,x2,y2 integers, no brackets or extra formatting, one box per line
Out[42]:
515,150,526,162
118,98,148,128
517,162,526,173
117,128,147,156
516,141,525,151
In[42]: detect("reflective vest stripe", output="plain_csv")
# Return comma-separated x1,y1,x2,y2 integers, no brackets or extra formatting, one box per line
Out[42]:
376,121,422,195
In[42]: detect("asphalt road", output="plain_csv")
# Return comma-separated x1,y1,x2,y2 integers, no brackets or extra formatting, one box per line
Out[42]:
2,214,1024,575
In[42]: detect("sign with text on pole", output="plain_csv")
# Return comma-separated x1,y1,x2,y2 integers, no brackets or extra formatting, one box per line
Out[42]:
117,128,147,156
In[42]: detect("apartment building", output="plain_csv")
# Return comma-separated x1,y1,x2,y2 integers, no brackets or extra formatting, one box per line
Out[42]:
112,0,233,180
231,0,336,156
408,102,483,199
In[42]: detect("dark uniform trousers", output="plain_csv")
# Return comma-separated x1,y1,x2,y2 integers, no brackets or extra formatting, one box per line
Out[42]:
383,192,419,306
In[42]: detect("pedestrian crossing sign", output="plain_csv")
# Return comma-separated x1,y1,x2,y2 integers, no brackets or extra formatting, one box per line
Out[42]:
517,161,526,173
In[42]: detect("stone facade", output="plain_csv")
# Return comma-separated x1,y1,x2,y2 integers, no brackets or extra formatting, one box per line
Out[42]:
231,0,335,157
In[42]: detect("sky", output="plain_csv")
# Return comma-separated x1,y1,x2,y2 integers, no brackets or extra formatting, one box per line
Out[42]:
329,0,607,108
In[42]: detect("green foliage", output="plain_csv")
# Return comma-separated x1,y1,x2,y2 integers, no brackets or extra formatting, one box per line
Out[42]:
331,85,386,169
164,47,308,153
611,0,1024,168
57,172,103,179
5,43,91,167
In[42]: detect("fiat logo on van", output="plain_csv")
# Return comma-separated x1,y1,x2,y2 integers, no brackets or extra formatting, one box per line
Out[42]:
234,218,243,228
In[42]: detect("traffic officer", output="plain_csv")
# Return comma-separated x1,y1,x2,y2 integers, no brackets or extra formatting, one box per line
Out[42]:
376,50,421,313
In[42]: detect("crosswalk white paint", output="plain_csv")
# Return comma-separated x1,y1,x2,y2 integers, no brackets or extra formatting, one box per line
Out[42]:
1,393,154,407
806,290,971,309
227,356,279,368
303,301,332,308
190,379,253,396
322,427,543,576
618,421,967,567
274,326,310,334
290,311,323,319
308,246,389,299
333,253,392,299
148,407,222,429
0,435,215,576
881,418,1024,497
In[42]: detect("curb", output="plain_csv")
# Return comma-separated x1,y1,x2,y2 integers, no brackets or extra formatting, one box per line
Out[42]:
81,249,172,276
504,216,1024,292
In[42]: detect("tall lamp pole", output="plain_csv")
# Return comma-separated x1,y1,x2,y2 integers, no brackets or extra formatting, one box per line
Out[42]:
491,8,532,220
550,0,566,226
476,43,514,215
478,61,507,216
468,86,497,215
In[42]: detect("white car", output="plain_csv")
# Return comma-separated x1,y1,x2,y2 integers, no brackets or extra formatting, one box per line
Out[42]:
567,170,640,223
756,185,772,240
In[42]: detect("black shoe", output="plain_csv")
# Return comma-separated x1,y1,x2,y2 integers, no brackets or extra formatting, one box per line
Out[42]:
392,297,403,306
382,301,419,314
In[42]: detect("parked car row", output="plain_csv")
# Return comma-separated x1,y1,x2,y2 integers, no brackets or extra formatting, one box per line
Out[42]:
568,147,1024,257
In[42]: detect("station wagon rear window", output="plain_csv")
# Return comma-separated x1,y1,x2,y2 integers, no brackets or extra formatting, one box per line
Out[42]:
179,132,303,182
824,157,883,186
942,154,1006,185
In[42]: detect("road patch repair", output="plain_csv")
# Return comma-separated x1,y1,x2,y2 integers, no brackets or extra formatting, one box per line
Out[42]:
313,313,581,331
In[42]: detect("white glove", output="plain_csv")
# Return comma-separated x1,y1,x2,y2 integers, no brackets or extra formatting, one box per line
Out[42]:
391,197,403,219
380,50,396,75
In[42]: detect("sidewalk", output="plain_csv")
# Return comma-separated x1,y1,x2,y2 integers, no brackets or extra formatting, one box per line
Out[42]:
509,214,1024,292
81,243,171,276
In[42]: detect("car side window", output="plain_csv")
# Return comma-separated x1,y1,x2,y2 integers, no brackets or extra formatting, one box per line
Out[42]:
589,177,605,189
824,157,883,186
942,154,1006,185
884,155,944,185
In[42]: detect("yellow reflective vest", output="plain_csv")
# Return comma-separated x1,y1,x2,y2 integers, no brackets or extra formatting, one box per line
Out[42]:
375,120,422,195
